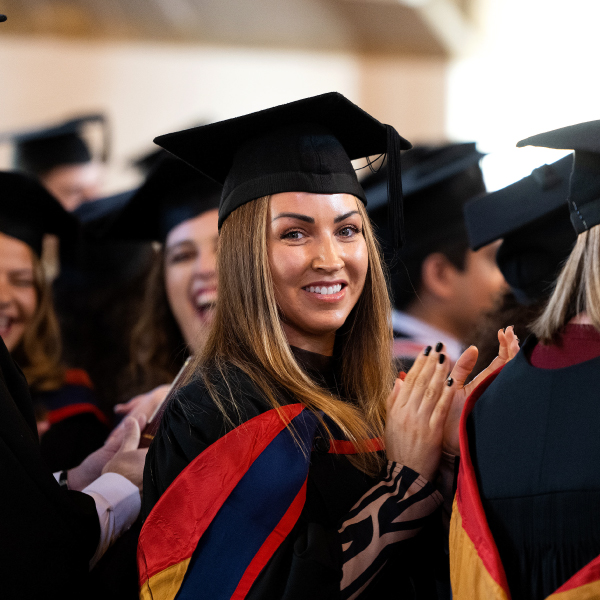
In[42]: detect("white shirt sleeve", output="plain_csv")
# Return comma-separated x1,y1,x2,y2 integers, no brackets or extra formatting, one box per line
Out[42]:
82,473,141,570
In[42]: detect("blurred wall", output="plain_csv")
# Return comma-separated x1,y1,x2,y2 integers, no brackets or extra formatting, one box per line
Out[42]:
0,34,447,192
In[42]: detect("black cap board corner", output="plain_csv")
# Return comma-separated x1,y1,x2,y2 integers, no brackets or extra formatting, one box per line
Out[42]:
464,154,574,251
154,92,411,248
0,171,78,256
2,114,109,177
108,154,222,243
517,120,600,236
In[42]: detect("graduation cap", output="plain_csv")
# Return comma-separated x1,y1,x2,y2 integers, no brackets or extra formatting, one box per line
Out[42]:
517,120,600,235
365,143,485,251
0,171,78,256
131,148,167,177
108,154,222,243
153,92,412,247
464,155,576,304
4,114,108,177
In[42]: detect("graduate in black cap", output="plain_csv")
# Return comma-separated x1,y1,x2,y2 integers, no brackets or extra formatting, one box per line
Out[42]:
6,114,107,211
110,153,221,404
0,172,146,599
449,121,600,600
365,144,507,369
0,172,110,471
138,93,516,600
464,155,577,374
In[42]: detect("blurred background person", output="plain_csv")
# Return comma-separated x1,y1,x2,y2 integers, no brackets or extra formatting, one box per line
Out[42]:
0,171,109,470
364,144,508,368
7,114,106,212
464,154,577,375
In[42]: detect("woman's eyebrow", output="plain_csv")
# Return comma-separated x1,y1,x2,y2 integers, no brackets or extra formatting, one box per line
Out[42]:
334,210,360,223
272,213,315,223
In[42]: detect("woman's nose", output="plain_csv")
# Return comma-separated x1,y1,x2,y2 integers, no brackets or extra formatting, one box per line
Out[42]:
311,237,344,272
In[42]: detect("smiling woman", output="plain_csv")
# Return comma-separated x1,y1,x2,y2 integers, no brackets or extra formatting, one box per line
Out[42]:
138,93,511,600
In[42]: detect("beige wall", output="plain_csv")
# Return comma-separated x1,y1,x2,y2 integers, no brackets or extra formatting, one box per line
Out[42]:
0,34,447,192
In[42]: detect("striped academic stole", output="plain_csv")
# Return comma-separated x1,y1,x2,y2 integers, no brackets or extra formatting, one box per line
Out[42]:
449,370,600,600
137,403,383,600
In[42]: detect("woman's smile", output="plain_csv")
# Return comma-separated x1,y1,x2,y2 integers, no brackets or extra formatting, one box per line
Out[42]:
268,192,368,355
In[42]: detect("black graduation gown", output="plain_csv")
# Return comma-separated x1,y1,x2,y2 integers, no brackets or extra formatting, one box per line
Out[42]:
143,349,448,599
469,336,600,600
0,338,100,600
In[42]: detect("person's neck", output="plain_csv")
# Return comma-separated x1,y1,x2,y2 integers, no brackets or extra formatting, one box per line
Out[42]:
568,312,593,325
404,300,464,344
282,323,335,357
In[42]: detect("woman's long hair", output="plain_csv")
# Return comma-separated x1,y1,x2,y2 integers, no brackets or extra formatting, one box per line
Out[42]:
121,247,188,400
11,250,65,393
533,225,600,342
189,196,395,475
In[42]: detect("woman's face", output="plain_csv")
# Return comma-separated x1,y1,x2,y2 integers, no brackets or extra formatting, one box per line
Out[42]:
0,232,38,352
164,209,219,354
267,192,369,355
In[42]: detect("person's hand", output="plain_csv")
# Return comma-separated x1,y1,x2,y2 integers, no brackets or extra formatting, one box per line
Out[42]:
102,416,148,493
113,385,170,422
442,326,520,456
384,343,455,482
67,414,147,491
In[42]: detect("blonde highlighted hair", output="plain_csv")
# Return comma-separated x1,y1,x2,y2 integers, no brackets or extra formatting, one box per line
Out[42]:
187,195,395,474
533,225,600,342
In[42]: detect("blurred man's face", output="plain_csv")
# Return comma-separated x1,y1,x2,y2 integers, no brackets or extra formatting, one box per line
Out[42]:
40,161,104,212
451,240,507,339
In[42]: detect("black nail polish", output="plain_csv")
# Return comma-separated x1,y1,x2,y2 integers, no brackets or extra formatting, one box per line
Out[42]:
439,353,445,364
435,342,443,352
424,346,432,356
446,377,453,387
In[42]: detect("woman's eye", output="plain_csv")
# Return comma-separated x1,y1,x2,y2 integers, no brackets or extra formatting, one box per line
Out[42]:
168,251,196,264
338,225,360,238
13,279,34,288
281,230,305,240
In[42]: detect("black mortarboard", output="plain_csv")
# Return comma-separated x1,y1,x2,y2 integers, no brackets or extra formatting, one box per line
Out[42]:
517,121,600,235
131,148,166,177
153,92,411,247
465,155,574,250
5,114,108,176
365,143,485,250
464,156,576,304
0,171,78,256
108,154,222,243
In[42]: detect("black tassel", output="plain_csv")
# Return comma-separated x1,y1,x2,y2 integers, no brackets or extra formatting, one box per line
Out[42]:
385,124,405,248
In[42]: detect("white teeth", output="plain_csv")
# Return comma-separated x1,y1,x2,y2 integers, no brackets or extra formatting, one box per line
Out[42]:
304,284,343,295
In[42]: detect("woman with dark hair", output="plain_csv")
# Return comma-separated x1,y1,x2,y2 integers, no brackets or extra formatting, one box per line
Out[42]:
0,171,109,471
138,93,516,599
450,121,600,600
110,154,221,420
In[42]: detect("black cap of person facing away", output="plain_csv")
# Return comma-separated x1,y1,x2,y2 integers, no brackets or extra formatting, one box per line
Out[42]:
153,92,412,248
464,155,576,304
108,152,223,243
0,171,78,256
364,143,485,248
6,114,108,177
517,120,600,236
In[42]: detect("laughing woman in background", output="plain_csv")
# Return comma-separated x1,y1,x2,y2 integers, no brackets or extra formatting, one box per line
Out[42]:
0,172,108,471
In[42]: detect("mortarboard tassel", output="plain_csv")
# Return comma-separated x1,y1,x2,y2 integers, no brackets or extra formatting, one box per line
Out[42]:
385,124,405,248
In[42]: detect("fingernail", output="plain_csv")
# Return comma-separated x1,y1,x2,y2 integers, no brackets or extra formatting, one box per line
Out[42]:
439,353,446,364
398,371,407,381
424,346,432,356
435,342,443,352
446,377,453,387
